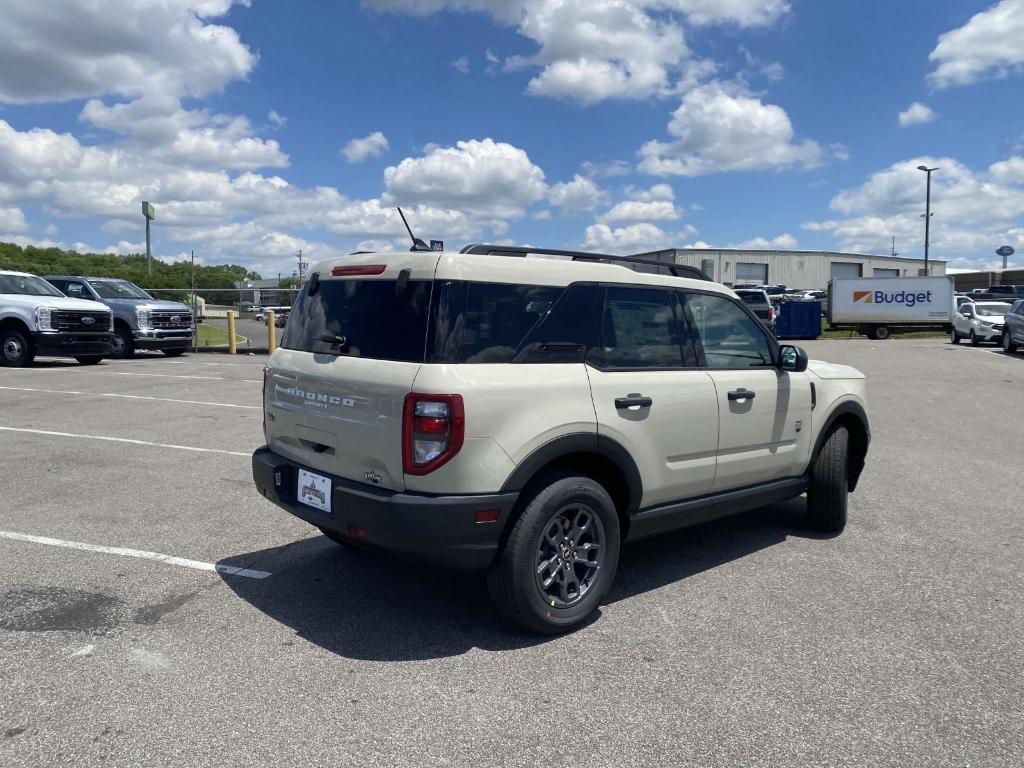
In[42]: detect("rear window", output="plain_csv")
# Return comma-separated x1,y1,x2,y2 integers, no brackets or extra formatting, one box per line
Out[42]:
282,278,432,362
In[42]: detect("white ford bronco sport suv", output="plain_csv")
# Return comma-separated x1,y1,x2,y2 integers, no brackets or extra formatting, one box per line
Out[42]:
1,270,114,366
252,245,869,633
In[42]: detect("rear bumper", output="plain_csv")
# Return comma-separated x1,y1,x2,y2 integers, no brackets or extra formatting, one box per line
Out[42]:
32,331,113,357
134,329,193,349
252,447,519,571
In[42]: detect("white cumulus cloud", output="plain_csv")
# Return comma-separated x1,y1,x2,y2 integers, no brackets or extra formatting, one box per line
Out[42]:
898,102,936,127
928,0,1024,88
547,175,606,212
341,132,390,163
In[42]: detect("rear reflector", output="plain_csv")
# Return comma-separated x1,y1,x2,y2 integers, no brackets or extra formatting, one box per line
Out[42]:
331,265,386,276
347,524,367,538
475,509,500,524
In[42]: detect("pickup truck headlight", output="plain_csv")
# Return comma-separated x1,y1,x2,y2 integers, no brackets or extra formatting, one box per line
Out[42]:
34,306,57,332
136,308,152,329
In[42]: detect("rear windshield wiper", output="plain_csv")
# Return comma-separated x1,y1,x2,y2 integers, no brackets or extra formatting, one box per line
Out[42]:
316,333,349,351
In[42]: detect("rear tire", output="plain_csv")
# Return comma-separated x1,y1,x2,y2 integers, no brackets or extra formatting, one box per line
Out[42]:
1004,332,1019,354
950,327,960,344
0,329,34,367
111,325,135,359
162,348,187,357
75,356,103,365
487,472,620,635
872,325,891,341
970,330,980,346
806,426,849,534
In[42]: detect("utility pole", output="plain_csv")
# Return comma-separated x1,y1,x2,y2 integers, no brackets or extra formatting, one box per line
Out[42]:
296,249,306,283
191,250,197,352
141,201,156,275
890,236,898,258
917,165,938,276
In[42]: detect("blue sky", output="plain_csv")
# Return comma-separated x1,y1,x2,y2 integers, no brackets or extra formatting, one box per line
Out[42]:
2,0,1023,278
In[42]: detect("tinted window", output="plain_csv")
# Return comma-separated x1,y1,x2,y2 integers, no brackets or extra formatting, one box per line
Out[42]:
282,278,432,362
89,280,151,299
431,282,592,364
684,292,774,368
64,281,91,299
736,291,768,305
592,286,690,369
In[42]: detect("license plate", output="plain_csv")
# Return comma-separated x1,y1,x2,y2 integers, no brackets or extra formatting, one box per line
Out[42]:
296,469,332,514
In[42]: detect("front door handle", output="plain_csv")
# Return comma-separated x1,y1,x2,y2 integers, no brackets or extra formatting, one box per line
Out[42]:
727,390,756,401
615,395,653,409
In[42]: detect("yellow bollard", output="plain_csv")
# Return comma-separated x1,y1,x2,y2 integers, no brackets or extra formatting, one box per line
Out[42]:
227,310,237,355
267,310,276,353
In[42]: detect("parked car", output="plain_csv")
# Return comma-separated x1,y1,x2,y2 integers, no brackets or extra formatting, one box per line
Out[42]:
969,285,1024,301
274,311,289,328
1001,299,1024,354
951,301,1012,346
1,270,113,366
734,288,776,334
45,276,193,359
252,244,869,634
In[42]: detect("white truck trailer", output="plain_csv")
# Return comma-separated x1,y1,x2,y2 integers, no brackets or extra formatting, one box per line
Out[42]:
828,276,956,340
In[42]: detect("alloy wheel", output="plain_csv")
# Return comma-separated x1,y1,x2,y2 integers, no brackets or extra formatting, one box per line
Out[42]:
535,503,605,608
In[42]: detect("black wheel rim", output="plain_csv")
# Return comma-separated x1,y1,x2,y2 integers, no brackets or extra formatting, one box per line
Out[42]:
535,503,605,609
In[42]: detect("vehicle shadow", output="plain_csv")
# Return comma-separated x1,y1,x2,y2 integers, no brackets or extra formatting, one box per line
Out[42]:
218,497,820,661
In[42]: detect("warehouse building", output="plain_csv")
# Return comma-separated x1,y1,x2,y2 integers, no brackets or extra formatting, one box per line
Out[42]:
948,268,1024,292
632,248,945,290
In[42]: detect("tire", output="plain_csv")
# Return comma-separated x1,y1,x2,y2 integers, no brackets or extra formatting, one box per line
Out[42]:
75,356,103,365
970,330,980,347
873,325,891,341
162,348,187,357
950,326,960,344
0,329,34,367
110,325,135,359
487,472,620,635
806,426,849,534
1005,332,1019,354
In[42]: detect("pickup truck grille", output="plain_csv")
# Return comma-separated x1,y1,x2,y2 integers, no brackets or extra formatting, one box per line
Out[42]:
53,309,111,331
151,310,193,329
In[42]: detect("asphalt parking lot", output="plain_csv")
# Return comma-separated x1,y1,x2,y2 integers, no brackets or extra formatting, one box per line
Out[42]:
1,340,1022,767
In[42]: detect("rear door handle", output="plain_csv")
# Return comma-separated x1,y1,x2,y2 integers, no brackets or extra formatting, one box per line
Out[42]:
727,390,756,401
615,396,653,409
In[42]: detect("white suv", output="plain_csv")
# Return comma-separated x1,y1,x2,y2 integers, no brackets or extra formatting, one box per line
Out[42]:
252,245,870,633
951,301,1012,346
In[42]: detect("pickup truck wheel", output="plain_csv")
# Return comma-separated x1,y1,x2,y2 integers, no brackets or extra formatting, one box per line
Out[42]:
110,326,135,359
969,330,980,347
1004,332,1019,354
487,472,620,635
806,426,849,534
950,327,960,344
162,348,187,357
0,329,34,367
75,356,103,365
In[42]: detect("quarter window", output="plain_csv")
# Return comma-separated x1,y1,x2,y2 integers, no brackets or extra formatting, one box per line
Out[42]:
592,286,691,369
684,292,774,368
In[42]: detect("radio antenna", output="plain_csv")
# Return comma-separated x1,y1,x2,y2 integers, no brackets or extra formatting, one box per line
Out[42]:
397,207,432,252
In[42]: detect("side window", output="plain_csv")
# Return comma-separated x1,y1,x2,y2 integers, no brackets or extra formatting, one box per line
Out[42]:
592,286,691,369
64,281,88,299
47,279,67,294
684,292,774,368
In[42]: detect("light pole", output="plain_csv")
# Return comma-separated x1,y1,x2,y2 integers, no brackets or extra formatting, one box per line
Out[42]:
141,201,156,275
917,166,938,275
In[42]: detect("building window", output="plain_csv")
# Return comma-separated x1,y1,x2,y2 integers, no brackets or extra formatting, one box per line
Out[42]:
735,262,768,284
830,262,863,278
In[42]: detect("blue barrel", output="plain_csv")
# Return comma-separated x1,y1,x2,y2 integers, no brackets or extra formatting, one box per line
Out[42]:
776,300,822,339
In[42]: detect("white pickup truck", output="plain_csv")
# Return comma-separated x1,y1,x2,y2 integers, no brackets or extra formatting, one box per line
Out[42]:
0,270,114,366
828,276,955,340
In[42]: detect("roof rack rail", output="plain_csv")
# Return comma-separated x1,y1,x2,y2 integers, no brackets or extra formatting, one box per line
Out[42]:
459,244,711,281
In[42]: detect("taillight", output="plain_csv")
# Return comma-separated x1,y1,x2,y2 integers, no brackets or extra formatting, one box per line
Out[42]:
768,305,776,321
332,265,386,276
402,394,465,475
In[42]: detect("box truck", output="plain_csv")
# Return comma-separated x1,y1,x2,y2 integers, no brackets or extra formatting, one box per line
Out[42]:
828,276,955,340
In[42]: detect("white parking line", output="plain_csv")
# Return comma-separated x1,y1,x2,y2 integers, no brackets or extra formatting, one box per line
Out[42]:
0,427,251,456
0,368,260,383
0,385,259,410
0,530,272,579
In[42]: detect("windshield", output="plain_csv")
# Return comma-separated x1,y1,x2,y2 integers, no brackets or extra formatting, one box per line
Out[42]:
0,274,65,297
88,280,152,299
737,292,768,305
975,304,1010,317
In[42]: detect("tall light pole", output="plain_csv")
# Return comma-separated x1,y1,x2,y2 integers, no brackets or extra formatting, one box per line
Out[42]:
141,201,156,275
917,166,938,276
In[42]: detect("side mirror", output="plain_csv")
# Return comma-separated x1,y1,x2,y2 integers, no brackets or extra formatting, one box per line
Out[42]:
779,345,809,372
962,308,973,317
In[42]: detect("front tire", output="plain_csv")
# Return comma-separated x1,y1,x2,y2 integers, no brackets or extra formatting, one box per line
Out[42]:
950,327,960,344
487,472,620,634
970,330,980,346
75,356,103,365
806,426,849,534
1004,332,1019,354
110,326,135,359
0,329,34,367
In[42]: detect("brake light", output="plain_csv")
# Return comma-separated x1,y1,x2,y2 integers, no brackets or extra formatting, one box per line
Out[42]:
332,265,386,276
402,394,465,475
